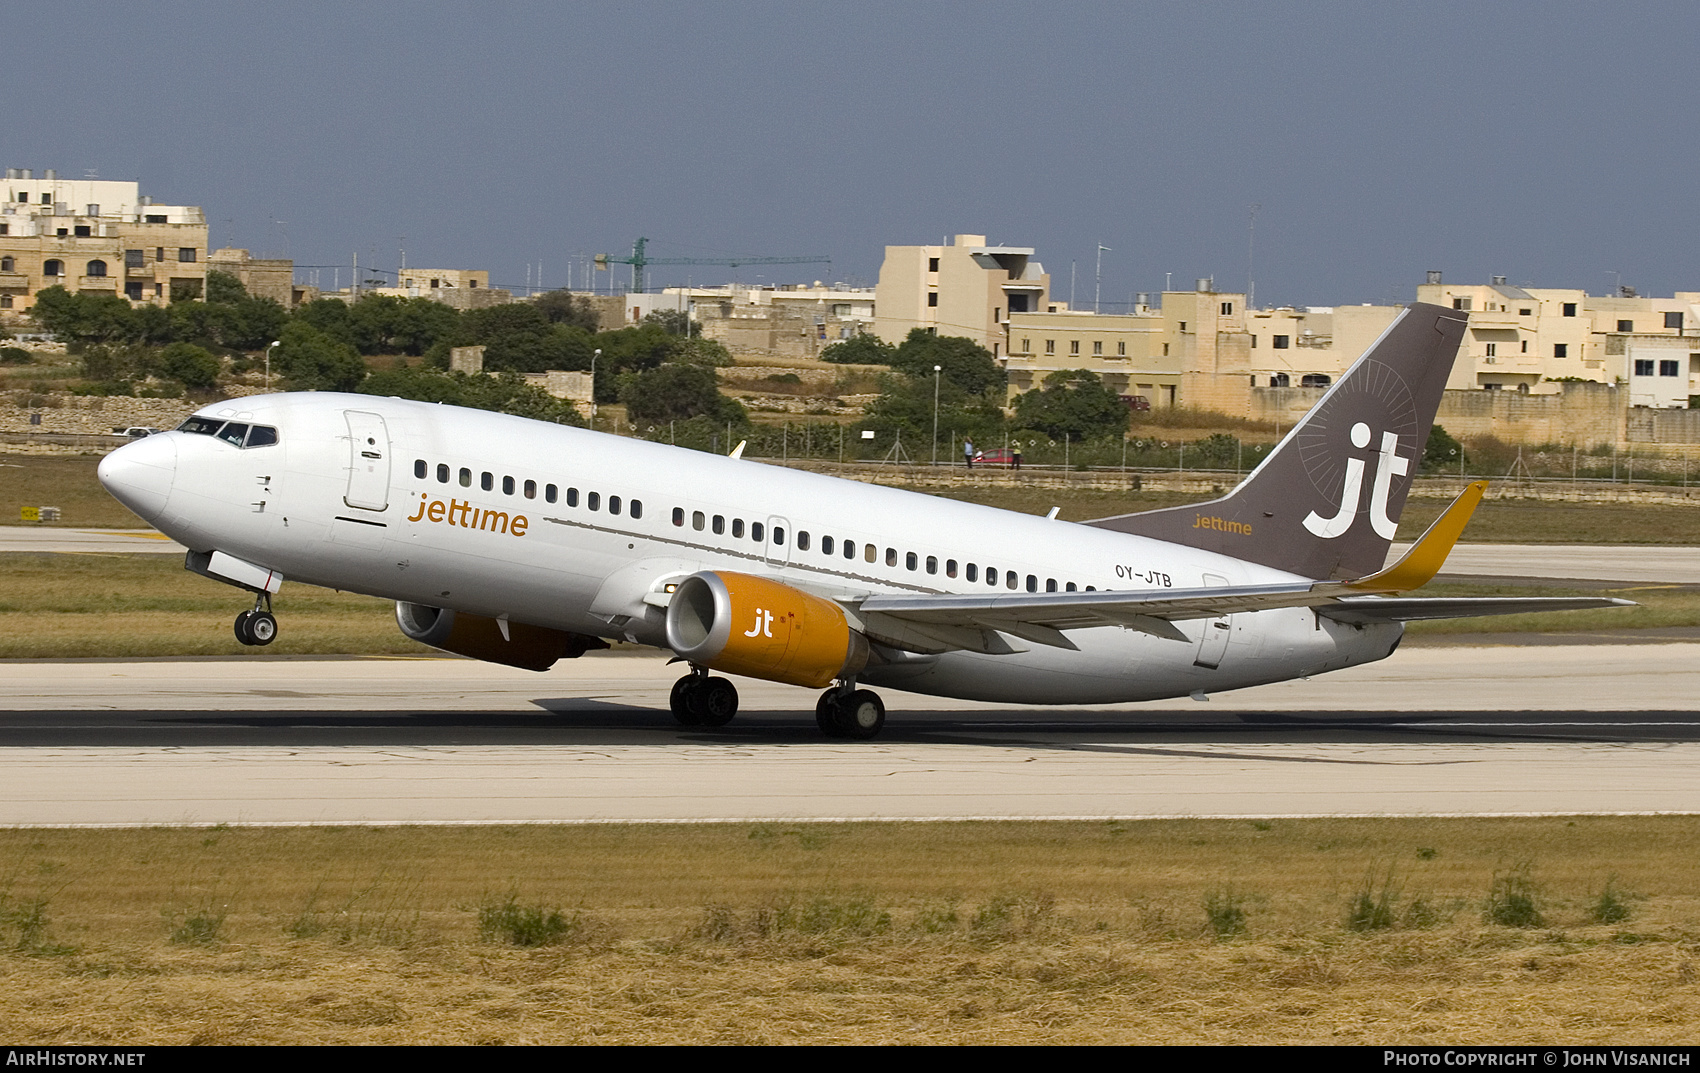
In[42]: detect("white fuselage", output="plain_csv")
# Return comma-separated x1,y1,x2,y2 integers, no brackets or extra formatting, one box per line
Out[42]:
103,393,1402,705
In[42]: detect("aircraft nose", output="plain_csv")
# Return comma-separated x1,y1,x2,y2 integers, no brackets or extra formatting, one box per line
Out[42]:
97,434,178,524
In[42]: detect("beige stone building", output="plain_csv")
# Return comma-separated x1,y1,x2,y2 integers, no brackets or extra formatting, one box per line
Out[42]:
207,248,298,306
873,234,1050,356
0,168,206,317
674,283,876,359
1415,273,1700,407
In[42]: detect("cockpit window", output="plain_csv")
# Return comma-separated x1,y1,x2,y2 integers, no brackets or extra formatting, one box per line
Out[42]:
245,425,279,448
178,417,223,436
217,423,250,448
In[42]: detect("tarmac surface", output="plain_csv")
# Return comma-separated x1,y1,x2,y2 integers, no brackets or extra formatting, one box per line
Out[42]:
2,648,1697,825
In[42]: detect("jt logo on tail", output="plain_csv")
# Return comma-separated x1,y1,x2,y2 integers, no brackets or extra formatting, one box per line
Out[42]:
1302,422,1409,540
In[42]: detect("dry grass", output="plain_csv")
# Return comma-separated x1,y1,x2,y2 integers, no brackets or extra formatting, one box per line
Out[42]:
0,818,1694,1044
0,553,426,658
2,454,141,528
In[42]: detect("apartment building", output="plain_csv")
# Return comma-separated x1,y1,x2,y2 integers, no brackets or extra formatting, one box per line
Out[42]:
0,168,206,315
1415,273,1700,405
873,234,1050,355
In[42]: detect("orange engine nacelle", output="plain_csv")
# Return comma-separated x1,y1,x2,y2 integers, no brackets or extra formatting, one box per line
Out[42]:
395,603,608,672
664,571,869,688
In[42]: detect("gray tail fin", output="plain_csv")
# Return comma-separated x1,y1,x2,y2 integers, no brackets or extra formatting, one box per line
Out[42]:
1084,302,1468,581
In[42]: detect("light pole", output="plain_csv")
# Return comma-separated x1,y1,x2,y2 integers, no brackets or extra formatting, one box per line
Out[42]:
265,340,280,392
590,348,601,428
931,364,942,466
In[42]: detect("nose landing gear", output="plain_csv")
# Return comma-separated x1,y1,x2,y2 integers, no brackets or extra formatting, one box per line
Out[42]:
816,682,885,740
669,668,739,728
234,592,278,647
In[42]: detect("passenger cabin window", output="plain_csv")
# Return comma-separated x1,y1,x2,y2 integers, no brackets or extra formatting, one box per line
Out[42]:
502,476,515,495
414,459,426,479
885,548,897,567
752,522,765,542
524,480,536,499
609,496,621,515
798,532,810,551
906,552,917,571
566,488,579,507
692,511,705,530
927,556,938,575
845,541,856,559
713,515,725,535
480,472,493,491
672,507,685,527
965,563,977,582
864,544,876,563
1008,573,1020,590
732,519,745,538
588,492,600,511
822,536,835,555
437,464,449,483
946,559,957,578
630,500,642,519
986,568,998,586
545,484,558,503
772,527,784,545
458,467,471,487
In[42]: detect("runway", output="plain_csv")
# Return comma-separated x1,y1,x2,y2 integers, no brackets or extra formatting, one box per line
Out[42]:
3,647,1698,824
5,526,1697,583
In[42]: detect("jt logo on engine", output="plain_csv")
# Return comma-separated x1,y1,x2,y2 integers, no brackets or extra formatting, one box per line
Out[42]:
743,608,775,639
1303,421,1409,540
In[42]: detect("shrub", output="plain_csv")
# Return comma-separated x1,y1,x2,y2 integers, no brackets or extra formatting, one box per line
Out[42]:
1204,886,1247,939
1590,877,1632,924
1346,867,1400,931
477,894,579,947
1485,864,1544,928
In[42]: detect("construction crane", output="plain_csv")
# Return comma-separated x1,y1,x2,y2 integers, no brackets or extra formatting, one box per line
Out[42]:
594,237,831,294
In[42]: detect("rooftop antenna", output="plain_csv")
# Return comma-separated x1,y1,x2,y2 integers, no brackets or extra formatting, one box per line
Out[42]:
1246,202,1260,310
1095,243,1111,314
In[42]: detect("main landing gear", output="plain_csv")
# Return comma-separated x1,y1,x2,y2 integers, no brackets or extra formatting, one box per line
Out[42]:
816,682,885,740
234,592,278,647
669,668,739,728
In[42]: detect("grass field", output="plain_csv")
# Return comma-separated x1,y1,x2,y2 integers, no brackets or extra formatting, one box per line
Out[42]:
0,818,1693,1044
0,553,426,658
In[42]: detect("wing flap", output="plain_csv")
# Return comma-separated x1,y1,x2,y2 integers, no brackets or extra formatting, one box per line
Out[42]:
1318,596,1634,624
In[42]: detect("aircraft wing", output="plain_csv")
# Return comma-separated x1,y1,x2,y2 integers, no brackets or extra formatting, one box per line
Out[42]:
846,481,1632,654
1317,596,1633,624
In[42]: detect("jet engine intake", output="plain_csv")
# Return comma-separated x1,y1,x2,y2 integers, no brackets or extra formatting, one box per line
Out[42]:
664,571,869,688
394,603,607,671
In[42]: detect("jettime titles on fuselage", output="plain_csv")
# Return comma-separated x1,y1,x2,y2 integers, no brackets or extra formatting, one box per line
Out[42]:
407,493,530,537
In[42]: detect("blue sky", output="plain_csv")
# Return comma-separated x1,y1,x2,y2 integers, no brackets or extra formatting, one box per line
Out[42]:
13,1,1696,308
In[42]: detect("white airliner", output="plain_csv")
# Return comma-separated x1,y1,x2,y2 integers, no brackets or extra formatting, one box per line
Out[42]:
97,302,1624,738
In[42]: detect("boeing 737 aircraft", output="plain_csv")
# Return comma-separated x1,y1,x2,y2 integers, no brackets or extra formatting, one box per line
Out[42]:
97,302,1625,738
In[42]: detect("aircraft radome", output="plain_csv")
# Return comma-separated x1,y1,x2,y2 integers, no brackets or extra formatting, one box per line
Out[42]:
98,302,1628,739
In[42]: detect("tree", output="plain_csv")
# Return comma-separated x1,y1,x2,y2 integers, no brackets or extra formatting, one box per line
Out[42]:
820,334,896,365
642,308,700,337
1010,370,1130,442
274,322,366,391
1421,424,1464,474
620,363,743,423
158,342,221,390
29,286,136,347
357,365,583,425
205,270,248,305
889,329,1005,396
533,289,602,332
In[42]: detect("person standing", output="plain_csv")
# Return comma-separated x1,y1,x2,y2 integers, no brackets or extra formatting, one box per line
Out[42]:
963,437,975,469
1011,443,1022,470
